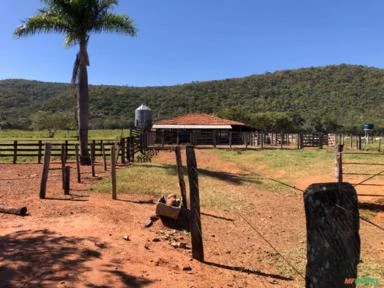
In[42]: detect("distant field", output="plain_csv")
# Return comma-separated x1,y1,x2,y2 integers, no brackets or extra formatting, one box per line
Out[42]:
0,129,130,140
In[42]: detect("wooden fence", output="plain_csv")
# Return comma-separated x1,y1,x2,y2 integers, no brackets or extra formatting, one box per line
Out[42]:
150,131,328,149
0,129,149,164
335,143,384,187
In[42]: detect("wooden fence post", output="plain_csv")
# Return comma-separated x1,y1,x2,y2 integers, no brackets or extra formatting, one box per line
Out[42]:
65,140,69,160
126,137,130,162
91,142,96,177
336,144,343,183
64,166,70,195
378,138,381,152
175,146,187,208
186,145,204,262
319,133,324,149
357,135,362,151
102,143,107,171
38,140,43,164
126,138,131,163
260,132,264,149
304,182,360,288
280,131,284,149
130,137,135,163
75,144,81,183
229,131,232,148
61,144,66,189
121,138,126,164
13,140,17,164
39,143,51,199
111,144,117,200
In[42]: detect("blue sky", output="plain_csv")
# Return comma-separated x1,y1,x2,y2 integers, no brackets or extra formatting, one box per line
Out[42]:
1,0,384,86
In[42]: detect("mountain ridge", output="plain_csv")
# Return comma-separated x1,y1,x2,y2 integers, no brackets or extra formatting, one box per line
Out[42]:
1,64,383,132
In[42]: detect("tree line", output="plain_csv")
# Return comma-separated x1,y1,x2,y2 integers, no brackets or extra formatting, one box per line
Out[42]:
1,64,384,134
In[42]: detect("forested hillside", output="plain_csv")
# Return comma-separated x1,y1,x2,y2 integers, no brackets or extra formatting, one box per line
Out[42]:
1,64,383,132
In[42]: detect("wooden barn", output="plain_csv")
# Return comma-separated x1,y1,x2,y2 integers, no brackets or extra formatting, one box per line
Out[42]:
152,113,255,146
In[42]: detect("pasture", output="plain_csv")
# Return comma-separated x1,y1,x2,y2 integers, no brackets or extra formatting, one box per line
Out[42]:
0,143,383,287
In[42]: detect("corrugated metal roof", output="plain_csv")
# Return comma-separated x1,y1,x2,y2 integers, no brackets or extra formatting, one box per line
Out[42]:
152,124,232,129
135,104,151,111
155,113,245,126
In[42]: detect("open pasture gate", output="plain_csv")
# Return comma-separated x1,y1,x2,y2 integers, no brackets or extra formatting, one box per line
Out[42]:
336,144,384,191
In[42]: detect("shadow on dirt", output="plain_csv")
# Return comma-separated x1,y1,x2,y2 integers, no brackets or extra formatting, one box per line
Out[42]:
0,229,152,288
359,202,384,212
85,270,153,288
136,163,262,186
203,260,293,281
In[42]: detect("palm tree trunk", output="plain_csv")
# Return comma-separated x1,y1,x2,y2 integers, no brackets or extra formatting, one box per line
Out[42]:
78,38,91,165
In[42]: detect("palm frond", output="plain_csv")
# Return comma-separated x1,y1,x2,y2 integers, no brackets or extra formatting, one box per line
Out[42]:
14,13,71,37
92,13,137,36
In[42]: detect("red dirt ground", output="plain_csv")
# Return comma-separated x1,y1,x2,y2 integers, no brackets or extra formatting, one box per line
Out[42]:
0,149,383,288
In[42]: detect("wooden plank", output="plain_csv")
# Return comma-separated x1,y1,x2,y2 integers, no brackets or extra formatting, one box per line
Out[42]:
0,206,28,216
175,146,188,208
186,145,204,262
39,143,51,199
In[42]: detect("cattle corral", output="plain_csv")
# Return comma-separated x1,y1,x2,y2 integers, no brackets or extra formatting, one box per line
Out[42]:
0,142,383,287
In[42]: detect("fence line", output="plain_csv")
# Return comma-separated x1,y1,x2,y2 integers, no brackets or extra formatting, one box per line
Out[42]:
0,133,147,164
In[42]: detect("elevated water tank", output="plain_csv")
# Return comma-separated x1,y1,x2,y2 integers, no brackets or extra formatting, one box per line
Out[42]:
363,123,374,131
135,104,152,130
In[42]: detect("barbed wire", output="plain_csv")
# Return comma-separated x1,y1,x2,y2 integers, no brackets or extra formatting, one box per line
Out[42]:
236,211,306,280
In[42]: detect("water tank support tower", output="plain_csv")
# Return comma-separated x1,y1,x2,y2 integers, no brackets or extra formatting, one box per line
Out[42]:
363,123,374,144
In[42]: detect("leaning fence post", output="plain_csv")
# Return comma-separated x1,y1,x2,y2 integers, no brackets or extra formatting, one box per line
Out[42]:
336,144,343,183
111,144,117,200
175,146,188,208
304,182,360,288
39,143,52,199
186,145,204,262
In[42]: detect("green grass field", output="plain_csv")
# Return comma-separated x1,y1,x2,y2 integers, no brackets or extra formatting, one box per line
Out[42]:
0,129,131,140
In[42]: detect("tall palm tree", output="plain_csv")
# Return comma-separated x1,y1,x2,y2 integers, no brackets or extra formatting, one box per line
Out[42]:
14,0,137,164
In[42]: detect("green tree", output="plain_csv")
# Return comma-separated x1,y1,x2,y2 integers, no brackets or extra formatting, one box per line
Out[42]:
15,0,136,164
30,111,76,137
217,105,251,124
249,112,294,132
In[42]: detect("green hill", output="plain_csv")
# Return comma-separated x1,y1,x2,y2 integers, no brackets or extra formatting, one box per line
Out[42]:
1,64,384,132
